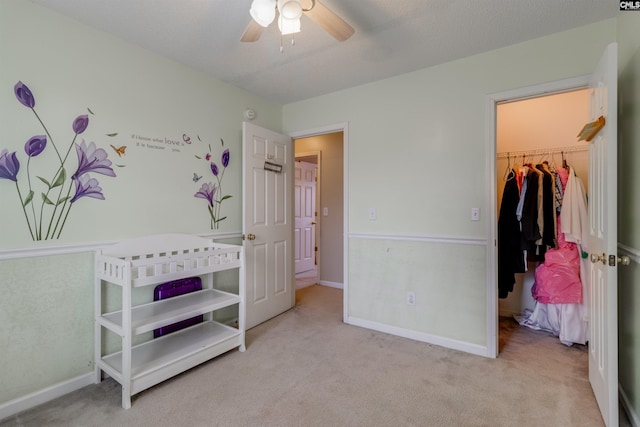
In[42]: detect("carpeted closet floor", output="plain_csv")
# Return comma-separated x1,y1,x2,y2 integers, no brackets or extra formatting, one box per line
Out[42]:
1,285,631,426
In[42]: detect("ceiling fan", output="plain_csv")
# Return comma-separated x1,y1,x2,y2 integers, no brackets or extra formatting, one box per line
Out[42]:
241,0,354,43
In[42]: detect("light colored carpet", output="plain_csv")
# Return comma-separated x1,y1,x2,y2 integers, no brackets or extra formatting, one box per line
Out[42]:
1,285,625,426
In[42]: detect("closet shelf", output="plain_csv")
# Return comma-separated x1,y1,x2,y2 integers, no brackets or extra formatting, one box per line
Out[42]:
496,145,588,159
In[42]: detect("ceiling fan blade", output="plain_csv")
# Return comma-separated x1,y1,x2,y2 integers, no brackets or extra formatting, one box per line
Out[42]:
240,19,264,42
303,0,354,42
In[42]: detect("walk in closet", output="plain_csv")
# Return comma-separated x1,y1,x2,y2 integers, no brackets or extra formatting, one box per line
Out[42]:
496,89,590,347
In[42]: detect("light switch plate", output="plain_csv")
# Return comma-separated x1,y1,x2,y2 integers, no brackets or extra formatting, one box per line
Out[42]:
471,207,480,221
368,208,377,220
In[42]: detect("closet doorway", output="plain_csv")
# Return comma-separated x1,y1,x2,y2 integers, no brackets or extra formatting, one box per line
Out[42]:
488,44,619,425
496,89,590,326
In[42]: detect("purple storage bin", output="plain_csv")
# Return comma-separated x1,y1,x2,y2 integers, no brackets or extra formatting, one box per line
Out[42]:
153,277,203,338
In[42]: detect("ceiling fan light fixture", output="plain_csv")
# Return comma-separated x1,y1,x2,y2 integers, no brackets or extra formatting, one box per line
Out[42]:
278,15,301,35
278,0,303,20
250,0,276,27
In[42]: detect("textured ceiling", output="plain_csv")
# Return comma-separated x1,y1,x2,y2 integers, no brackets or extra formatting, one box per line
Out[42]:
29,0,618,104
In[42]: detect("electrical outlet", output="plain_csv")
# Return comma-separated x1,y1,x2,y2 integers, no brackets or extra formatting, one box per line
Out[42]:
407,291,416,305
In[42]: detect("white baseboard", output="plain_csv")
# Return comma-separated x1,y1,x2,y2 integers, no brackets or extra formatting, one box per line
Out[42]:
345,316,489,358
319,280,343,289
0,372,94,421
620,383,640,427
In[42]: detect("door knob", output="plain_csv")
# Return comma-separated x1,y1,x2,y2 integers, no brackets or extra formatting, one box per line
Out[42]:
617,255,631,266
311,221,317,225
246,233,256,241
590,253,606,264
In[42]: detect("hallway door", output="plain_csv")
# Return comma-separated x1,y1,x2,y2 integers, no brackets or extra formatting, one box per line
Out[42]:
587,42,619,427
294,160,316,274
242,122,294,329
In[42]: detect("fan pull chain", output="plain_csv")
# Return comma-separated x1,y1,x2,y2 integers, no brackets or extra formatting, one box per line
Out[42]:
280,34,296,53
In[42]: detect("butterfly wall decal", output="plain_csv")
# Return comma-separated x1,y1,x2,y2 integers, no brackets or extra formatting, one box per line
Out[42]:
110,145,126,157
192,173,202,182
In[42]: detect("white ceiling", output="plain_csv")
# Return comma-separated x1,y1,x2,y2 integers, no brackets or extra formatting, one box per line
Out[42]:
29,0,617,104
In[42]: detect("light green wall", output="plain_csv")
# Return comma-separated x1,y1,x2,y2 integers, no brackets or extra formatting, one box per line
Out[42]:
0,0,281,405
283,20,616,347
1,0,282,248
0,253,93,402
349,239,486,344
617,12,640,420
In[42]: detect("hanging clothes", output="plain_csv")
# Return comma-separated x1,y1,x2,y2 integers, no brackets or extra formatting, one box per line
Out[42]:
518,166,589,346
561,166,589,246
532,166,582,304
538,164,556,249
520,167,541,257
498,169,525,298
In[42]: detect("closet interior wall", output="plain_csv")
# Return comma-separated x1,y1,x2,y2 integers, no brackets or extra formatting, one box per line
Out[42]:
496,89,590,317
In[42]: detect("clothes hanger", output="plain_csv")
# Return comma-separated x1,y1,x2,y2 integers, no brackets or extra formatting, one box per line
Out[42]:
503,153,514,181
548,150,557,170
561,151,569,171
542,150,553,172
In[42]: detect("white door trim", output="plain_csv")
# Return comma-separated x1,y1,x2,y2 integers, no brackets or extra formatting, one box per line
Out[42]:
485,76,589,358
288,123,349,321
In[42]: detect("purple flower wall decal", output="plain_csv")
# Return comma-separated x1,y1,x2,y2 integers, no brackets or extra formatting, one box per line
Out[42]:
0,149,20,182
221,149,230,168
70,174,105,203
194,138,231,230
24,135,47,157
194,182,217,207
2,81,118,241
14,81,35,108
73,140,116,179
72,115,89,134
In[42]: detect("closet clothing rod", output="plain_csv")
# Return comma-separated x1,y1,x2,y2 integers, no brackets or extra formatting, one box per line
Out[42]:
496,145,588,159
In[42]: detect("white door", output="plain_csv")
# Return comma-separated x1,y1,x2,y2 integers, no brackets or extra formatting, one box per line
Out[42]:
587,42,618,427
242,122,294,329
294,161,316,274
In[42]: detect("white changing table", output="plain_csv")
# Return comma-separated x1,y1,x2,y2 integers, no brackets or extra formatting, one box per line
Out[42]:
93,233,245,408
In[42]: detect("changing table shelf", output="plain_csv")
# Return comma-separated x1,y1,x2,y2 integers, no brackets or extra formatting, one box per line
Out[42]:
100,289,240,336
99,321,242,396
